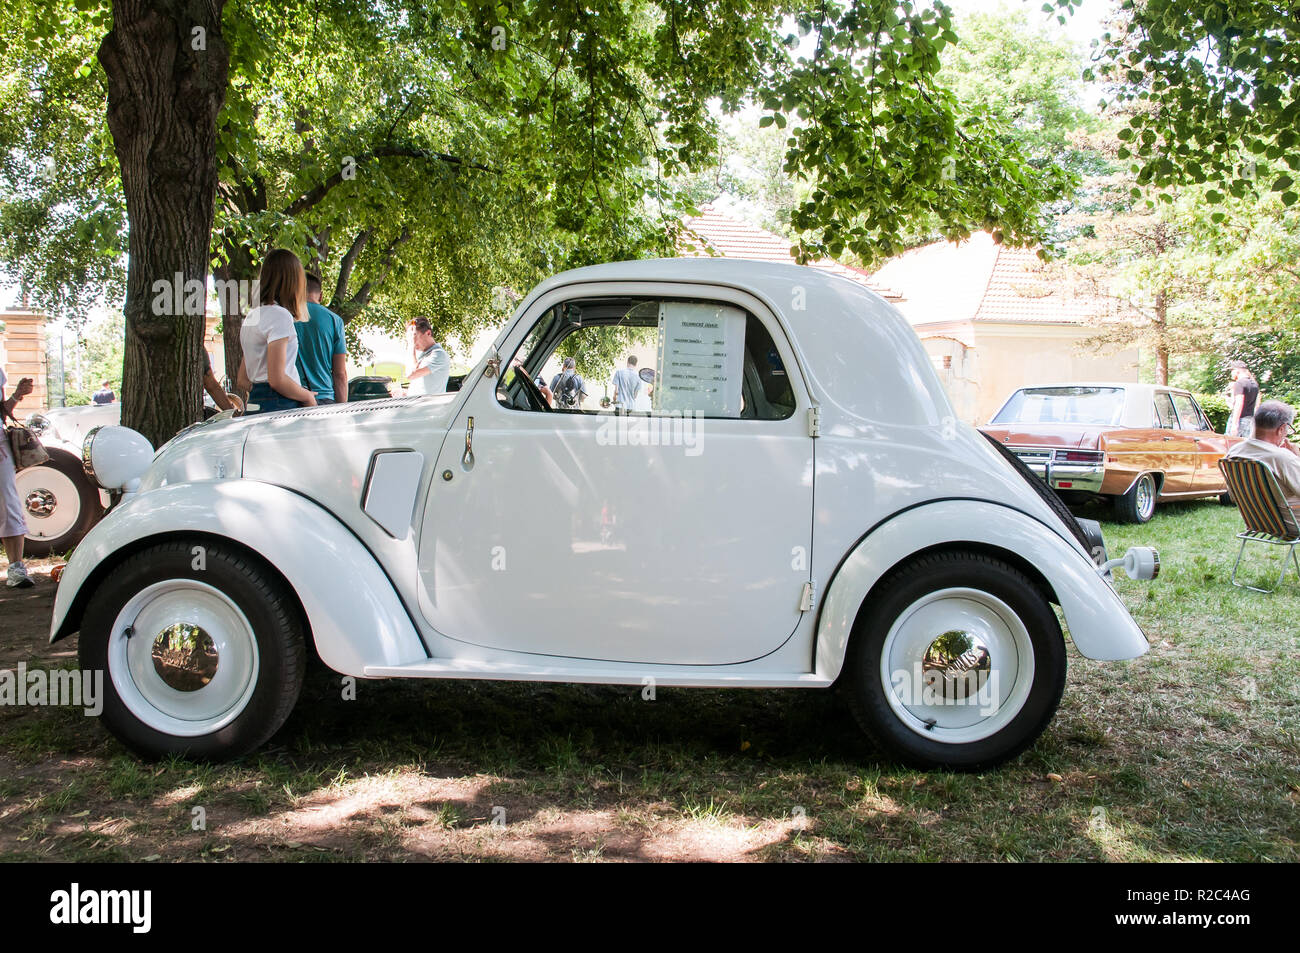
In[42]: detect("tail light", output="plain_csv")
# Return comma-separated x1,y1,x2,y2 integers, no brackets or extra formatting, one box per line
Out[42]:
1057,450,1104,464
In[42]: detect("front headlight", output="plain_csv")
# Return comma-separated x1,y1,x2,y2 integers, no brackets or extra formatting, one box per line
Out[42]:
83,425,154,492
24,413,51,438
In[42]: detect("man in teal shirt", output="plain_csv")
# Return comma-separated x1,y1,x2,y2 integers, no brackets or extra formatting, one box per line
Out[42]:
298,274,349,403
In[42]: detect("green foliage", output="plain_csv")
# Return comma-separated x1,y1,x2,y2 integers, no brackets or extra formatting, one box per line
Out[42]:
554,325,656,382
771,1,1075,264
939,5,1101,179
1195,392,1229,433
7,0,1082,343
0,0,124,320
1088,0,1300,202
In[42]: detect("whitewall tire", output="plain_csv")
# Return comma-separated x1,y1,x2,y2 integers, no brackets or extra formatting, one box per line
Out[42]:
79,541,306,761
843,550,1067,770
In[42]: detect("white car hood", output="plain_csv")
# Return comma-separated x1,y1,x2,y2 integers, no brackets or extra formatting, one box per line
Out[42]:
141,394,459,492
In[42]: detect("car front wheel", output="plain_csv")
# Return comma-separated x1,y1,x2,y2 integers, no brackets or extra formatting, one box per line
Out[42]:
842,551,1066,770
1113,472,1158,523
78,541,306,761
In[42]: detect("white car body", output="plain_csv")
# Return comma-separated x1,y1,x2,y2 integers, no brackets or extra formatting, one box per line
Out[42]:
50,259,1151,767
35,401,122,448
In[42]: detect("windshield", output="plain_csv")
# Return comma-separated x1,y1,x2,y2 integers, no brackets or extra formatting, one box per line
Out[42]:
992,387,1126,426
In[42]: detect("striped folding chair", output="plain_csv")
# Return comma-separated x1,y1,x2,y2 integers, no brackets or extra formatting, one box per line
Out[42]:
1218,457,1300,593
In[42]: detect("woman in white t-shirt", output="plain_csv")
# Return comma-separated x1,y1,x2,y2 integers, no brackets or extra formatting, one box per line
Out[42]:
237,249,318,414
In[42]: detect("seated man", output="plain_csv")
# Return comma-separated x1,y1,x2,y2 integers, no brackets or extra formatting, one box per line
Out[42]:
1225,400,1300,512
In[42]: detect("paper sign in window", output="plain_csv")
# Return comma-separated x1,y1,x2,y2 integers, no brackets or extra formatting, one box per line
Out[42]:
654,302,746,416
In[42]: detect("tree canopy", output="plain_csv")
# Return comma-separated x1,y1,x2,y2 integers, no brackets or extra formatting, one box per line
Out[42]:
12,0,1300,440
1085,0,1300,205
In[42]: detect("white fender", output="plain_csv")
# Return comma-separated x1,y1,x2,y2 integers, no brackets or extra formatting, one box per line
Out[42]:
49,481,429,677
815,499,1148,681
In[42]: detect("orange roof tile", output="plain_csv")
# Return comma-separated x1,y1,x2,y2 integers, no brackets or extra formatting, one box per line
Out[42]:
973,244,1117,324
869,232,1119,328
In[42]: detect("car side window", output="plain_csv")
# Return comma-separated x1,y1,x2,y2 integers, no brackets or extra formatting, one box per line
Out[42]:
498,296,795,420
1170,393,1204,431
1154,393,1178,429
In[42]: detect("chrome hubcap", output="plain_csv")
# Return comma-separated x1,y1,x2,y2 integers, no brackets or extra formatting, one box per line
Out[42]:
1137,477,1155,519
14,466,80,540
921,630,992,702
109,581,259,737
150,624,220,692
881,588,1035,744
24,488,56,518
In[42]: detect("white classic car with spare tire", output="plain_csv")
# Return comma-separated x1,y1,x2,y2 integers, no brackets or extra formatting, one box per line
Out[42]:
16,402,118,555
50,259,1158,769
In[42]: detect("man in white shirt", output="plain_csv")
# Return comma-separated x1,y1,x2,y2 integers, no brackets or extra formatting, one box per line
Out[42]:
1225,400,1300,511
612,356,641,411
407,318,451,395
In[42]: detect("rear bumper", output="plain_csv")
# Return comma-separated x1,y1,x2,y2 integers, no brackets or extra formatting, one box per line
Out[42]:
1014,457,1105,493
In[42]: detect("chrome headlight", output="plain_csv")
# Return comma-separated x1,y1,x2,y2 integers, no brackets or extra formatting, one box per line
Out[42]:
83,425,154,492
24,413,51,437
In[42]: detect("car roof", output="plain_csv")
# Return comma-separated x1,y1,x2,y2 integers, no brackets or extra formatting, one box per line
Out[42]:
504,257,954,427
1012,382,1194,397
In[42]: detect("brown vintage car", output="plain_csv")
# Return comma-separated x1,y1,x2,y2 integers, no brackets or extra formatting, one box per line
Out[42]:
980,383,1239,523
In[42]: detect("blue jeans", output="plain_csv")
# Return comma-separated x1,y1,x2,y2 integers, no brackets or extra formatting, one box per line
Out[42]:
246,383,302,415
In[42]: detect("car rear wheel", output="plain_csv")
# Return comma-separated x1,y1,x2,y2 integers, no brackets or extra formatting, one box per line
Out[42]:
78,541,305,761
14,449,104,556
1113,472,1158,523
842,551,1067,770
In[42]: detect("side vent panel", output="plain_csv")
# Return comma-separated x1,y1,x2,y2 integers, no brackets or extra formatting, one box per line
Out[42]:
362,450,426,539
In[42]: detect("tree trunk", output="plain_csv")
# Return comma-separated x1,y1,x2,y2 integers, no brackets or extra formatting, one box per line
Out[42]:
99,1,229,447
1153,289,1169,385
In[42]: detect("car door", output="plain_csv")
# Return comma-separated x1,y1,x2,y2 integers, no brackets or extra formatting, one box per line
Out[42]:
1170,392,1231,493
414,286,814,666
1153,390,1198,493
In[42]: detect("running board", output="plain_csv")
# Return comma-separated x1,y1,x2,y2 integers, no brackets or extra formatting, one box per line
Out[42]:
363,658,831,688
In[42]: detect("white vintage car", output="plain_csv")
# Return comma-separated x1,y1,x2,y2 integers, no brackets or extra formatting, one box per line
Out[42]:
49,260,1157,769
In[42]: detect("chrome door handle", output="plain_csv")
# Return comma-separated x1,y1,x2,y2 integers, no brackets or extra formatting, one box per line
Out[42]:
462,416,475,466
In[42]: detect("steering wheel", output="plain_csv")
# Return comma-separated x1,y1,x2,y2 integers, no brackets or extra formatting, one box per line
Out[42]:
512,367,552,412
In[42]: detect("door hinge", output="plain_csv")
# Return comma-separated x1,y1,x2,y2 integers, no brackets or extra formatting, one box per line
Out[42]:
799,580,816,612
807,406,821,438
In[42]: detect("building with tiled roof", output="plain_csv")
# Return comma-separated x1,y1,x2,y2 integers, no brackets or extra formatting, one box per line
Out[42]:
870,231,1138,424
680,204,902,300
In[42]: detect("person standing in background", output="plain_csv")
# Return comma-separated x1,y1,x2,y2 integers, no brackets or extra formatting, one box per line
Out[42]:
612,356,641,412
0,368,34,587
550,357,587,410
297,274,349,404
1226,360,1260,438
91,381,115,405
237,249,318,414
407,318,450,395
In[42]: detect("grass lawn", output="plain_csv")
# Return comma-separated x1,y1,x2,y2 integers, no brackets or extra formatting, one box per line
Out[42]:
0,499,1296,861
